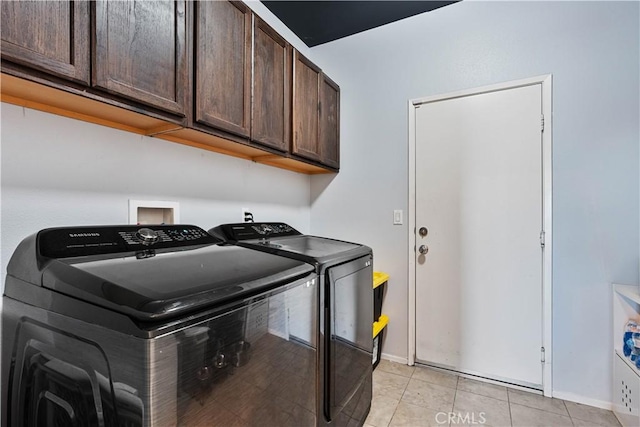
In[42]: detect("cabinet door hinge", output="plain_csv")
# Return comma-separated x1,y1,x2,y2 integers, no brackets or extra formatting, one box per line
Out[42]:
539,230,545,248
541,347,546,363
541,114,545,132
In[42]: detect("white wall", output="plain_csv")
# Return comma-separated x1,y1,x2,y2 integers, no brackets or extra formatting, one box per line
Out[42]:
0,104,311,285
309,0,640,406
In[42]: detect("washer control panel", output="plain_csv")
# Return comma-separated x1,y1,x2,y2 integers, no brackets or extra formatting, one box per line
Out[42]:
251,223,294,235
210,222,301,242
136,228,159,244
39,225,219,258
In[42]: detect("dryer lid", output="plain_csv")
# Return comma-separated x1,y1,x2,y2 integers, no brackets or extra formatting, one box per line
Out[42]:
210,223,370,265
249,235,361,258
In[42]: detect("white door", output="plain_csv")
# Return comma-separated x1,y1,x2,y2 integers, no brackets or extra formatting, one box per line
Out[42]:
414,83,544,387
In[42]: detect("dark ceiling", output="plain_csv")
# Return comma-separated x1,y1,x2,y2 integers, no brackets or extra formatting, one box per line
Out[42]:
261,1,460,47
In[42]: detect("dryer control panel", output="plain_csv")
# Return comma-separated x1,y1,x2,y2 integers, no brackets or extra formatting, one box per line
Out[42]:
38,225,219,258
210,223,302,242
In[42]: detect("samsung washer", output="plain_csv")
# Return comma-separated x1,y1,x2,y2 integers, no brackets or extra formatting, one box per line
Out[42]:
2,224,319,426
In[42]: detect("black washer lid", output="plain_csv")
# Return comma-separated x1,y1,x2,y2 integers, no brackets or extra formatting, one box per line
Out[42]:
7,225,314,321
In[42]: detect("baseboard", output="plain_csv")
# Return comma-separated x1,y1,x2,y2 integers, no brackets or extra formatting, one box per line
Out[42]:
381,352,408,365
552,391,613,411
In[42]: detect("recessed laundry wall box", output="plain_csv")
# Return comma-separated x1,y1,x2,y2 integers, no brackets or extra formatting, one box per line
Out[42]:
129,200,180,225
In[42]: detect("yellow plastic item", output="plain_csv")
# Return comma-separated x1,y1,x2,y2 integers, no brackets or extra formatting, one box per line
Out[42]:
373,314,389,338
373,271,389,289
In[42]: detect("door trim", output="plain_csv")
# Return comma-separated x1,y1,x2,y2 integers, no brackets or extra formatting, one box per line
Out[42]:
407,75,553,396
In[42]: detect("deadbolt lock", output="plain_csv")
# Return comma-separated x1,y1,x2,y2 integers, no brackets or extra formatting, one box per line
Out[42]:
419,227,428,237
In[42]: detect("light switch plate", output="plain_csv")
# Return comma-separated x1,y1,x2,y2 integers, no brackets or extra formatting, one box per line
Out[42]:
393,210,403,225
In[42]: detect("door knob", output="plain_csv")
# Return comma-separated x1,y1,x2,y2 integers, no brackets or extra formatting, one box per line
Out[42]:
418,245,429,255
419,227,428,237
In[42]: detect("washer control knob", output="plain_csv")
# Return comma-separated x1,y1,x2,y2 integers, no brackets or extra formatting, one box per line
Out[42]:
137,228,159,245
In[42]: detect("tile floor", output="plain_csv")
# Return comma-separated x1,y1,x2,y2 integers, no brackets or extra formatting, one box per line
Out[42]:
365,360,622,427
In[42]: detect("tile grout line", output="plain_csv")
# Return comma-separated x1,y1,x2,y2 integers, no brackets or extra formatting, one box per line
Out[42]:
386,401,400,427
452,374,459,426
450,386,457,427
506,395,562,416
507,387,514,427
562,399,577,427
386,376,412,427
562,399,576,426
563,400,577,427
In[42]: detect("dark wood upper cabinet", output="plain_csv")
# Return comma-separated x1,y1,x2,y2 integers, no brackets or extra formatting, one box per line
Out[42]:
195,1,251,138
292,50,321,162
1,1,90,84
1,1,340,173
93,0,187,115
320,74,340,169
251,17,291,152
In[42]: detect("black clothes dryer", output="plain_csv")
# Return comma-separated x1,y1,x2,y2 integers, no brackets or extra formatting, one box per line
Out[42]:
210,222,374,426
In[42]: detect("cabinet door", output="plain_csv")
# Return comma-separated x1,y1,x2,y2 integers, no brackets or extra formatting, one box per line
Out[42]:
195,1,251,138
320,74,340,169
252,16,291,151
1,1,89,84
93,0,187,115
292,51,321,161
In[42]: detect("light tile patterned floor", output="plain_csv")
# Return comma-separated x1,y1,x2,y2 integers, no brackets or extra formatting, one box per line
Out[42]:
366,360,622,427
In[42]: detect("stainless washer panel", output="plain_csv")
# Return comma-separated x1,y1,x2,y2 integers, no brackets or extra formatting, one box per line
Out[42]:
2,275,318,426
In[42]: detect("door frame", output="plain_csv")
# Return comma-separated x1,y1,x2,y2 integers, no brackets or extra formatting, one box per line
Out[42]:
407,75,553,396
